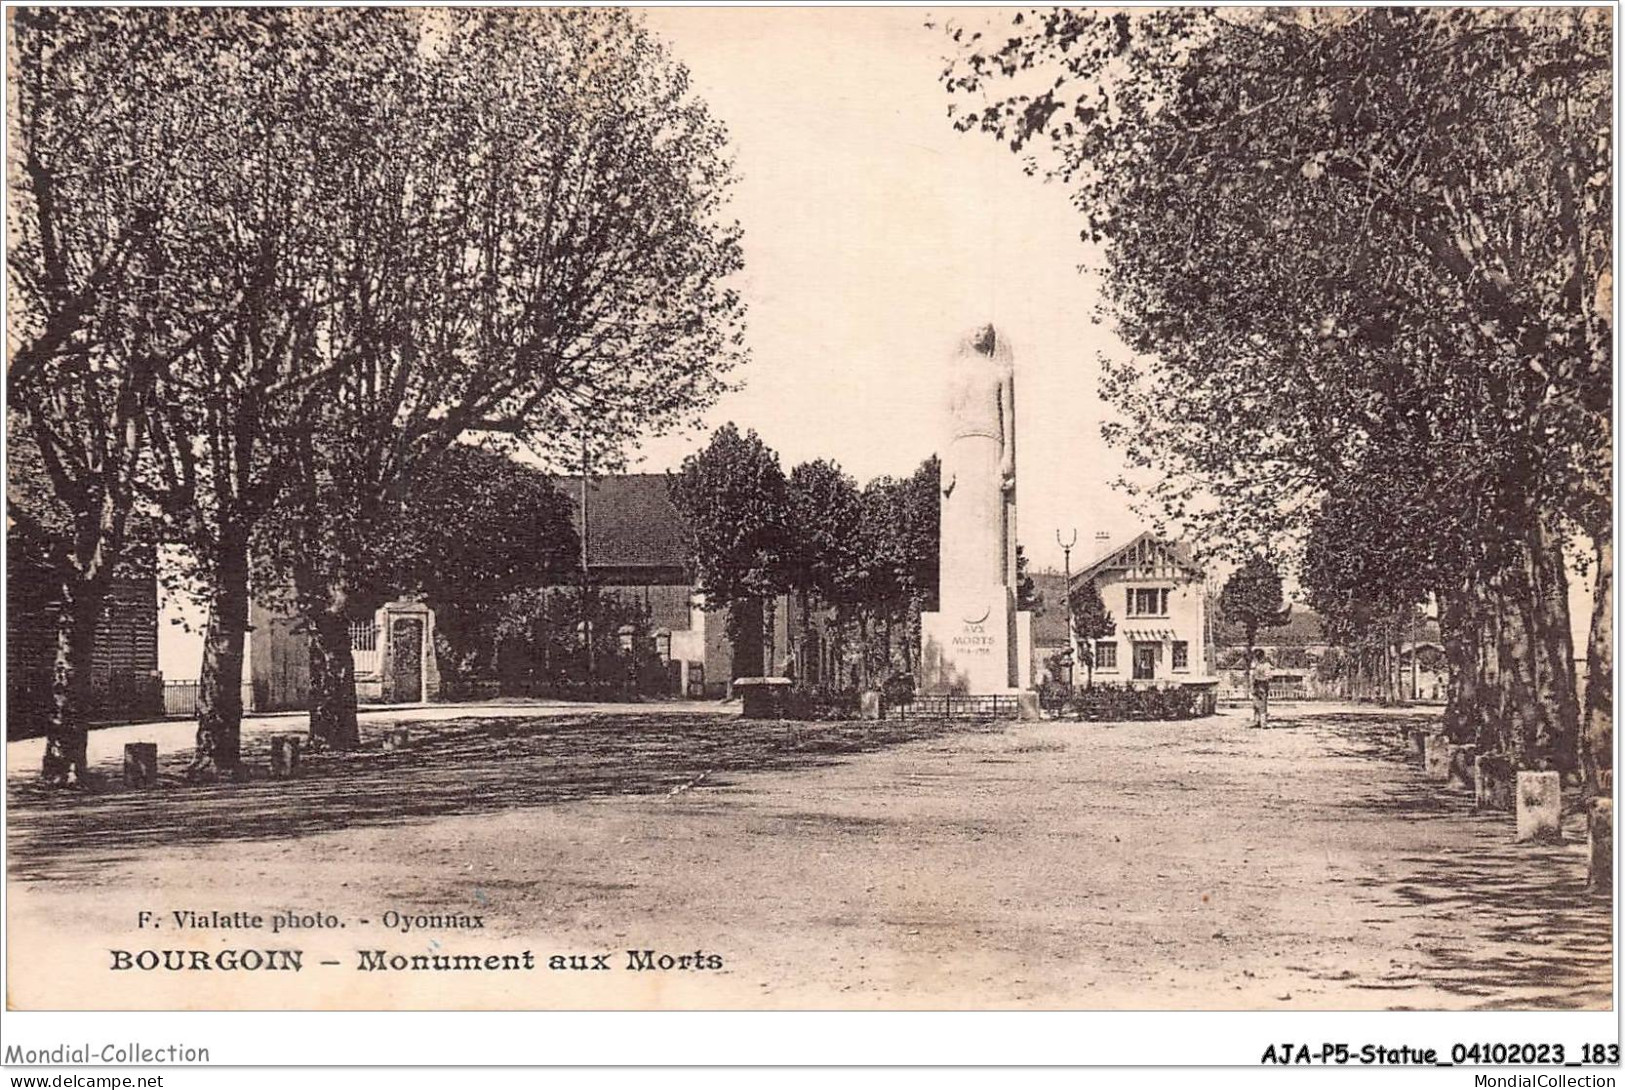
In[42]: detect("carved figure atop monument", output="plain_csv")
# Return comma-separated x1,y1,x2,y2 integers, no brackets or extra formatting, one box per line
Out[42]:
941,323,1017,596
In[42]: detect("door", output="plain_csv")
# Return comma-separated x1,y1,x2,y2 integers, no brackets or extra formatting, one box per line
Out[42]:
1132,641,1158,681
391,617,424,703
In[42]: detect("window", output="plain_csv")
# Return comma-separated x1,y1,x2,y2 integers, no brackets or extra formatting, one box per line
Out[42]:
1095,641,1117,669
1127,588,1167,617
1172,641,1189,670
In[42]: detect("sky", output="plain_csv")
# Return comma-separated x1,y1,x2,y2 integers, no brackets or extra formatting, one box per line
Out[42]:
626,8,1143,575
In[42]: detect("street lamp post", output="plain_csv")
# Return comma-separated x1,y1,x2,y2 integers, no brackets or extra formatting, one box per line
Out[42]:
1058,529,1078,697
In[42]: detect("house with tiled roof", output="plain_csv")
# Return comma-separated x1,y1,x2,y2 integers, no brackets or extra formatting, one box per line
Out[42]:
550,474,702,639
1061,531,1211,688
547,473,842,697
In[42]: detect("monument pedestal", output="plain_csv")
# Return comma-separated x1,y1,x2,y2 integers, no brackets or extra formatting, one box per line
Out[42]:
920,585,1032,695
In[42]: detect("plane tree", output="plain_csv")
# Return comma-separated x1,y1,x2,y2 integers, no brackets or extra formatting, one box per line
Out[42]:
256,8,747,749
9,9,205,783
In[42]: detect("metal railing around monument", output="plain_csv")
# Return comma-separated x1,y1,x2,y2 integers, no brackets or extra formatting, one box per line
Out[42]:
887,693,1022,721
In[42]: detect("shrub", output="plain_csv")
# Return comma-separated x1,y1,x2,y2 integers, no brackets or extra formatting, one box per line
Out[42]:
782,684,863,721
881,672,917,704
1036,678,1070,712
1065,683,1207,722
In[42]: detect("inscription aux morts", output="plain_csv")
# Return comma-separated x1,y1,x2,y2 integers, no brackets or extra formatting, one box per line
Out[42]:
950,622,996,655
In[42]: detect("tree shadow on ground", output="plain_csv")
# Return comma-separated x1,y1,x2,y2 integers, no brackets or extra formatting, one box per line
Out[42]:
7,713,1004,879
1379,826,1612,1009
1285,710,1611,1010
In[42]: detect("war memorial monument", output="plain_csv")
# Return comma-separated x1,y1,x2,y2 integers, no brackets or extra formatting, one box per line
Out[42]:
919,324,1035,708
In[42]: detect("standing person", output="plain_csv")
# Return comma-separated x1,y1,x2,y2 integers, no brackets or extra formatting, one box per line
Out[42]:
1251,648,1273,729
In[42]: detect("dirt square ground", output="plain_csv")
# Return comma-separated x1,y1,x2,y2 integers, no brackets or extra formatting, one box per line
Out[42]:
5,701,1611,1009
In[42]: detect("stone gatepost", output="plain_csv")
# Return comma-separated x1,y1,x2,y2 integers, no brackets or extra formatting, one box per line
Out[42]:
1515,771,1562,843
1408,728,1429,764
124,743,158,788
1423,733,1452,781
270,735,301,779
1588,798,1612,896
376,598,440,705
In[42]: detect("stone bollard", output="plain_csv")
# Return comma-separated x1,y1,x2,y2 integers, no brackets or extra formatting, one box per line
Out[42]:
1408,728,1427,763
1446,744,1479,792
270,735,302,779
859,691,882,721
1016,692,1041,721
1423,733,1452,781
383,728,411,751
1588,798,1613,895
1515,771,1563,843
1475,754,1517,812
123,743,158,788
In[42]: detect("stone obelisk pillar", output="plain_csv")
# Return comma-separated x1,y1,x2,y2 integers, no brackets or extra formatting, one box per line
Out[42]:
919,325,1033,695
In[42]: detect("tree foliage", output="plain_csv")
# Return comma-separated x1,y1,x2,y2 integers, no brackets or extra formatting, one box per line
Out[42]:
785,459,864,612
1219,555,1290,663
671,424,949,687
1070,577,1116,687
1015,545,1041,612
393,445,581,681
667,423,790,676
12,8,747,771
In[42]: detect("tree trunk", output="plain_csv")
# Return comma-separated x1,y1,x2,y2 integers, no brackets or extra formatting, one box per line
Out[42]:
1582,529,1613,795
1243,624,1256,698
799,588,815,683
296,563,361,751
728,597,766,679
188,530,251,779
1410,611,1420,702
764,595,777,675
308,608,361,750
881,609,893,680
1530,515,1581,774
1492,554,1547,764
40,580,103,786
857,614,871,689
907,589,927,674
1439,585,1481,744
831,603,848,687
1383,634,1394,705
1474,571,1503,751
